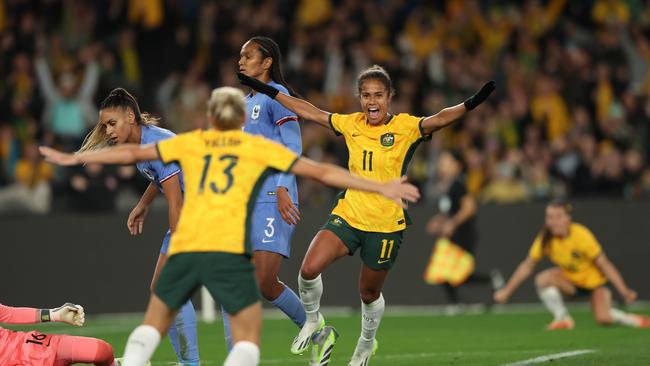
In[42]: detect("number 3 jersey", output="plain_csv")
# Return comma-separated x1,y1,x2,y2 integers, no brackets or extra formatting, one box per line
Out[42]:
156,129,298,256
328,112,430,233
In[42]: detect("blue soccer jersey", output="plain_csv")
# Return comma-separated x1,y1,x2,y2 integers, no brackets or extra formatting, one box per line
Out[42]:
243,81,301,203
136,125,184,192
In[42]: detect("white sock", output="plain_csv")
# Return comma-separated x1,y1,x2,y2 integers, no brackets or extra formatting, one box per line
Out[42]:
609,308,641,327
299,274,323,323
223,341,260,366
122,325,161,366
537,287,569,321
361,293,385,341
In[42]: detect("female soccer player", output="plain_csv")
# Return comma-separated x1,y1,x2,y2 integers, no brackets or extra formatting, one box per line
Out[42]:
40,86,420,366
494,200,650,330
0,302,117,365
78,88,200,364
238,66,494,365
217,36,305,350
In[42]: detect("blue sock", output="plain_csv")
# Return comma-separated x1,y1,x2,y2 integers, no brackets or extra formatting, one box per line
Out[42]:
167,299,200,365
221,305,233,352
272,284,306,328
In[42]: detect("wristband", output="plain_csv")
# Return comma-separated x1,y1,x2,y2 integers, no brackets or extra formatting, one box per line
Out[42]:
40,309,51,322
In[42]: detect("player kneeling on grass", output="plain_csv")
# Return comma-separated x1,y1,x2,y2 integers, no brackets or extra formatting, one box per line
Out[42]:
40,86,420,366
494,199,650,330
0,302,127,365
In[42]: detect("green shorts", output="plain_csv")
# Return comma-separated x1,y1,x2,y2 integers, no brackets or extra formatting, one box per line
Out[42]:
155,252,260,315
322,215,403,270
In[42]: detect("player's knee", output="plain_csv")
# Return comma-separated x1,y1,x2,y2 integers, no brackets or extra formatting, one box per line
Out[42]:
257,277,279,300
95,339,114,362
595,315,614,326
534,272,549,288
359,288,381,304
300,264,321,281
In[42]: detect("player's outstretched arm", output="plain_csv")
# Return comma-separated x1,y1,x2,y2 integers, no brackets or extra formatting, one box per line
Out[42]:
420,81,495,135
290,157,420,208
237,72,331,128
493,256,537,304
0,303,84,326
595,254,638,304
40,144,158,166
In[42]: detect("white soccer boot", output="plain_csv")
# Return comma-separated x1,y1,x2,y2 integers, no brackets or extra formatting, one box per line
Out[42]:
348,337,378,366
291,312,325,354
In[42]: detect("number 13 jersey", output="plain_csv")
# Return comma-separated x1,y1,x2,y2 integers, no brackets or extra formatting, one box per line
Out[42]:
328,112,430,233
157,129,298,256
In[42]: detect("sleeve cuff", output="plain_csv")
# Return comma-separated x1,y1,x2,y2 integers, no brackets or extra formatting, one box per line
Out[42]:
328,113,342,136
418,118,432,141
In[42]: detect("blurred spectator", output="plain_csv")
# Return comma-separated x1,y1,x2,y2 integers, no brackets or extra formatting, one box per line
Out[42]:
0,0,649,213
34,45,99,151
66,163,118,212
0,141,52,214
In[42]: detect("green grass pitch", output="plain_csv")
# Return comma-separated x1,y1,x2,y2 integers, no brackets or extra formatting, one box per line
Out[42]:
6,307,650,365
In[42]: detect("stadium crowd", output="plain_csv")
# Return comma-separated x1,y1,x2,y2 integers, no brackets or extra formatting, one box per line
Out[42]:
1,0,650,214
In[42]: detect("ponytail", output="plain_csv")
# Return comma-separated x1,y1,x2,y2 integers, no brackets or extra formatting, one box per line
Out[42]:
78,88,158,153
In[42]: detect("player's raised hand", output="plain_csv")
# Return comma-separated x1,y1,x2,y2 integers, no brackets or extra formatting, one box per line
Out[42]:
463,81,496,111
51,303,85,326
127,203,149,235
237,72,280,99
277,187,300,225
380,176,420,208
39,146,80,166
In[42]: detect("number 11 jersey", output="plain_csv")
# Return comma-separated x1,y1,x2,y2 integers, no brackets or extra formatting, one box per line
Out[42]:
328,112,430,233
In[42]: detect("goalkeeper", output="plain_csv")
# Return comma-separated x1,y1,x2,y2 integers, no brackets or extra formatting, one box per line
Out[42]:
0,302,118,365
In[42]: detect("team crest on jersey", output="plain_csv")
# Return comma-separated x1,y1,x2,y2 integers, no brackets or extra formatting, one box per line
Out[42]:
251,104,261,120
381,133,395,147
330,217,343,226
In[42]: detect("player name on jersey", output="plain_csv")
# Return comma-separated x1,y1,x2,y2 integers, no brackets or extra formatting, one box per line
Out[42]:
204,137,242,148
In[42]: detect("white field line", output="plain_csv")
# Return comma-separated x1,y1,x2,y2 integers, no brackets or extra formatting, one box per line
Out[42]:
501,349,596,366
256,349,554,365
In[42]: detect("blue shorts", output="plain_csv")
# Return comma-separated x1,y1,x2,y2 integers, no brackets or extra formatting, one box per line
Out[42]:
160,230,172,254
250,202,296,258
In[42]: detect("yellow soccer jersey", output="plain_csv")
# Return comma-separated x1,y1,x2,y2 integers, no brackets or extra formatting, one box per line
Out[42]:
156,129,298,256
528,223,606,289
328,112,429,232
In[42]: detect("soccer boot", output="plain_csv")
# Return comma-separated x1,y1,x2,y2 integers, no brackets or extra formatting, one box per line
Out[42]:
348,337,378,366
632,314,650,328
310,325,339,366
291,312,325,354
546,317,575,330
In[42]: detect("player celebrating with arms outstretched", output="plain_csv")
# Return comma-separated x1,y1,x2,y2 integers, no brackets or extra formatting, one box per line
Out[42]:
41,86,420,366
238,65,494,365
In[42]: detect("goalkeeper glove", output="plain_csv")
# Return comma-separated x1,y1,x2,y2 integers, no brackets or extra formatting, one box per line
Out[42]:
44,303,85,326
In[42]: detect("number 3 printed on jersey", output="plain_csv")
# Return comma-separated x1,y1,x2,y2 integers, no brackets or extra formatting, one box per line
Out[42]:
198,154,239,194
